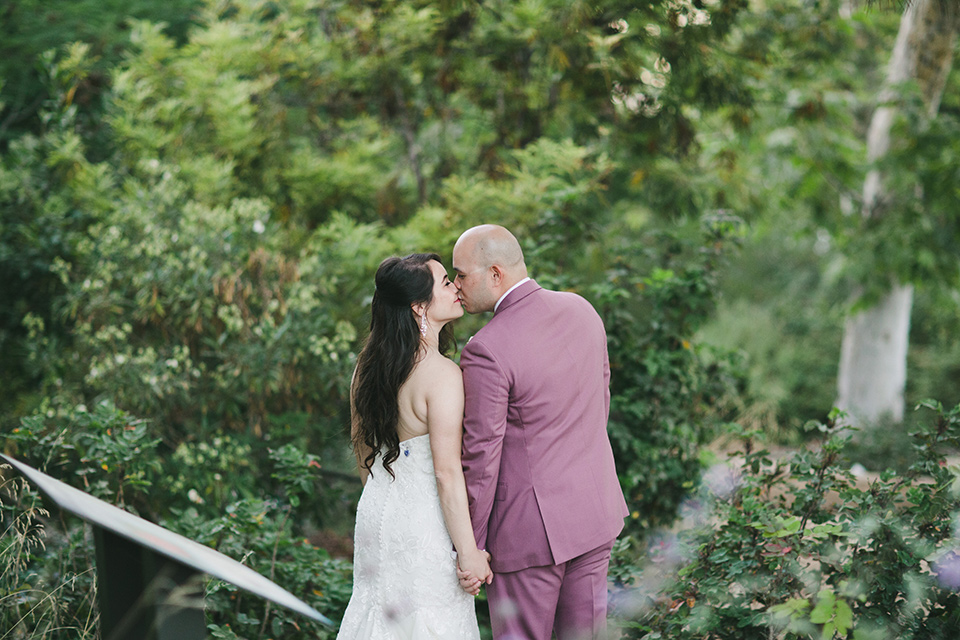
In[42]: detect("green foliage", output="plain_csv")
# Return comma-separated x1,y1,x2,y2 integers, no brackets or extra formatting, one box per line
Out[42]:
599,217,746,535
0,0,201,146
616,402,960,639
699,233,849,436
0,473,99,640
695,1,960,440
846,89,960,299
2,0,763,435
9,400,161,509
2,401,353,638
0,46,100,430
169,500,352,639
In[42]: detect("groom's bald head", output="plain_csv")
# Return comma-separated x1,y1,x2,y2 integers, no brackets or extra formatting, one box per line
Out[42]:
455,225,525,272
452,225,528,314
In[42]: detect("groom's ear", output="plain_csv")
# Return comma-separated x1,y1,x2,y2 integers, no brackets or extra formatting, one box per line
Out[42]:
490,265,503,285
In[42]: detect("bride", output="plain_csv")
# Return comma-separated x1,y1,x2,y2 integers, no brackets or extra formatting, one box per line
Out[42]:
336,253,491,639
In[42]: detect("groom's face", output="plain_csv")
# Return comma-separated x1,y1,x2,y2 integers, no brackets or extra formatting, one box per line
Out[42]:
452,246,496,314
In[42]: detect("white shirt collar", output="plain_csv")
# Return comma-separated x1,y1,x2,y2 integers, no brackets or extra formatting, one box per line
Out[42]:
494,277,531,313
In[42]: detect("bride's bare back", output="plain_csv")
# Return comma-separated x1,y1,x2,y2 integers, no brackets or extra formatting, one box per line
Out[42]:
395,350,463,443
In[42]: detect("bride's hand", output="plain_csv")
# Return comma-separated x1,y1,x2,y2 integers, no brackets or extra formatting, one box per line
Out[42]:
457,549,493,595
457,569,481,596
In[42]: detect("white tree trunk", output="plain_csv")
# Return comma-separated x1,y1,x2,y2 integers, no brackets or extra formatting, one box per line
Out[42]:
837,285,914,424
836,0,959,426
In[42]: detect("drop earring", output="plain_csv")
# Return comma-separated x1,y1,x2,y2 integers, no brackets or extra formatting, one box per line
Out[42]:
420,313,427,336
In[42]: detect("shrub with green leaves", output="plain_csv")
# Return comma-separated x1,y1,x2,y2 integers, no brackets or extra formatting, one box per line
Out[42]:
616,401,960,639
168,498,353,640
1,401,353,639
597,218,746,537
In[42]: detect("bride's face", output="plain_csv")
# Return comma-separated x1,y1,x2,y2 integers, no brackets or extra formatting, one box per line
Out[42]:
425,259,464,325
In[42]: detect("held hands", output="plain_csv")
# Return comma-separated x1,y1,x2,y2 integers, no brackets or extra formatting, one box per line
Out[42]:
456,549,493,596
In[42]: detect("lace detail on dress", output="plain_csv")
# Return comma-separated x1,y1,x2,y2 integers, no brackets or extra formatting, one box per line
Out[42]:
336,434,480,639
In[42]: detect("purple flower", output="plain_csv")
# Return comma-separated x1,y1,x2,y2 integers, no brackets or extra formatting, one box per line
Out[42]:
702,463,741,499
934,550,960,590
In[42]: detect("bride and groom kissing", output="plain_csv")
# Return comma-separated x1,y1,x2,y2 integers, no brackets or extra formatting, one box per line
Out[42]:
336,225,628,640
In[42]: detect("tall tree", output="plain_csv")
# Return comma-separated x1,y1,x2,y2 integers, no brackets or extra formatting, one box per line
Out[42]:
0,0,199,147
836,0,960,426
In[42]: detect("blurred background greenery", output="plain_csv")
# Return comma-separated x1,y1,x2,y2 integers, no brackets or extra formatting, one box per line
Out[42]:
2,0,959,637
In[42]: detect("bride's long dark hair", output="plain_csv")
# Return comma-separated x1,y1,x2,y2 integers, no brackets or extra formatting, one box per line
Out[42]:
352,253,454,478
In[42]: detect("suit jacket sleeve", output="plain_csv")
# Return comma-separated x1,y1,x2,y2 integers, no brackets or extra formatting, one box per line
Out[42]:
603,327,611,421
460,337,509,551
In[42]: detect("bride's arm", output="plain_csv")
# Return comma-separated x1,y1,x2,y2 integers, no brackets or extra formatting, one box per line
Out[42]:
428,360,492,585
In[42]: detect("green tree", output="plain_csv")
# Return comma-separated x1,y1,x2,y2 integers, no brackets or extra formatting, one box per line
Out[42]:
836,0,960,428
0,0,200,147
693,0,960,439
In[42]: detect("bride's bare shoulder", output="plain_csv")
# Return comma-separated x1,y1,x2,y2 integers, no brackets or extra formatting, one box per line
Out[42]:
415,351,462,385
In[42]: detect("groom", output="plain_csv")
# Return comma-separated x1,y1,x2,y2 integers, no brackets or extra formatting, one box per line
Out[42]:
453,225,628,639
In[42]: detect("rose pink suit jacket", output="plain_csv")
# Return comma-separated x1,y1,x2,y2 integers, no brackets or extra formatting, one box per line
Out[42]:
460,280,628,573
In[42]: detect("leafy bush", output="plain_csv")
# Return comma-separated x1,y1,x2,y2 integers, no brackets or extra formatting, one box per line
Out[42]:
614,401,960,639
1,401,353,638
598,218,746,536
168,499,353,640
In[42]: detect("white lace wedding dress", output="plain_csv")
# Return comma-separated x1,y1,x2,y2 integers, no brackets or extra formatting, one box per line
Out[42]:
336,434,480,639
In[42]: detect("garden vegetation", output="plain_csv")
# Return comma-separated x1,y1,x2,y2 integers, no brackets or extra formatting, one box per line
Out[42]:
2,0,959,638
